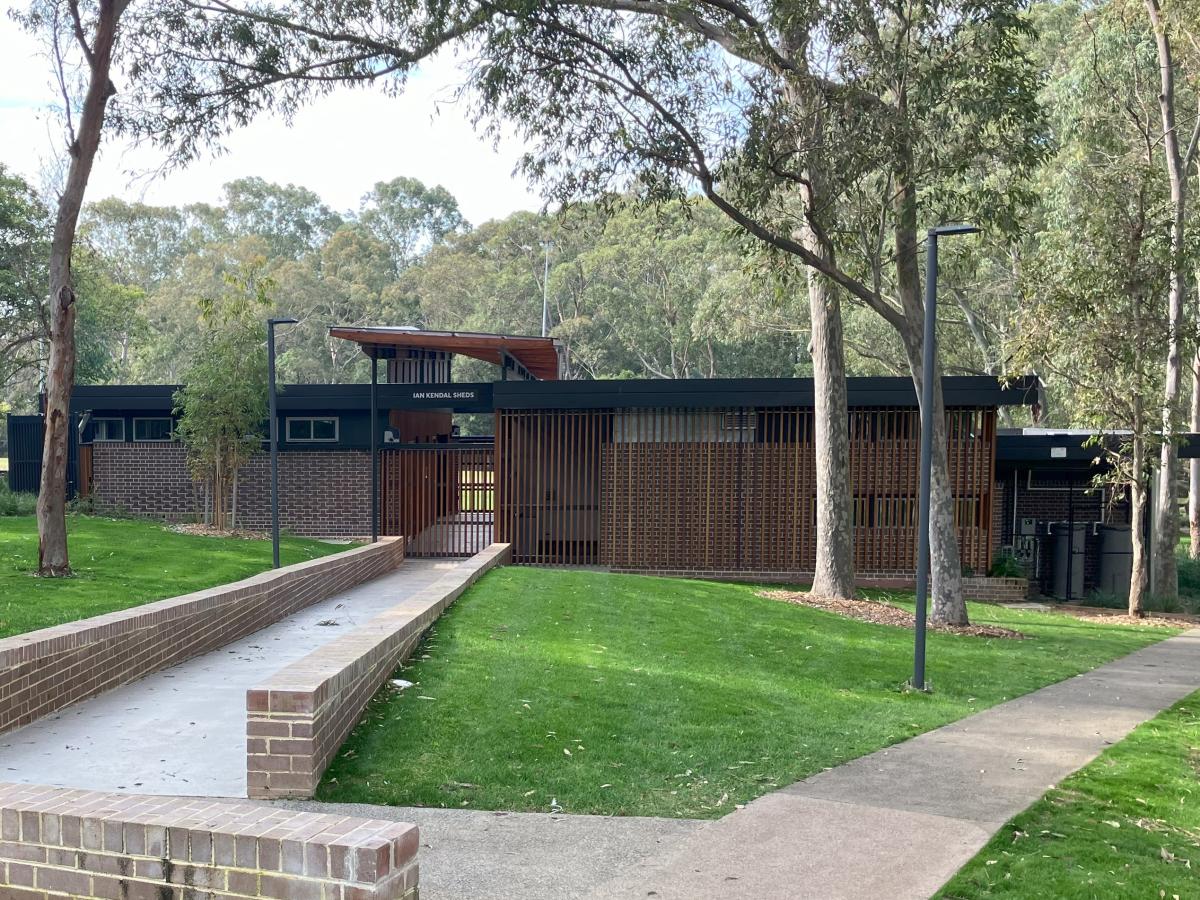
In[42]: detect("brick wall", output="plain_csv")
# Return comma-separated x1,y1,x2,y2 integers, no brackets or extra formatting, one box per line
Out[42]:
90,444,371,538
0,783,418,899
962,576,1030,603
90,442,196,520
247,543,512,800
0,539,404,737
994,469,1131,596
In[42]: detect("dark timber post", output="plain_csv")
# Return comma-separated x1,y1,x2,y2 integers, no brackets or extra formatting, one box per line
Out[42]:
914,224,978,691
370,352,379,543
267,316,297,569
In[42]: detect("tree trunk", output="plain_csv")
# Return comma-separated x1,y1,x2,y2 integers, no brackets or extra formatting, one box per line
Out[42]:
1192,291,1200,559
807,265,856,599
783,79,855,600
1146,0,1187,600
231,468,239,529
214,445,224,531
892,173,968,625
37,0,124,577
1130,436,1149,617
901,325,967,624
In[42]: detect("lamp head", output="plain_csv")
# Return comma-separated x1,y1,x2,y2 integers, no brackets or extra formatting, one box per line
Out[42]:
930,223,980,237
269,316,299,326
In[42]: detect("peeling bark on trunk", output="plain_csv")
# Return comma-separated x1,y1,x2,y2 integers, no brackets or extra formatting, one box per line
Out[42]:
1130,435,1149,617
787,80,854,600
1146,0,1187,600
1191,309,1200,560
806,262,855,600
901,326,967,624
37,0,124,577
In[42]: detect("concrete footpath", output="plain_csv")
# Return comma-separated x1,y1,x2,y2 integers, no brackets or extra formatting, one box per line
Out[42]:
0,558,458,798
280,627,1200,900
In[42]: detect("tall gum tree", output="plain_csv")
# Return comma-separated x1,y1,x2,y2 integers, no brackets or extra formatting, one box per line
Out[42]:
1144,0,1199,595
125,0,1045,621
18,0,133,575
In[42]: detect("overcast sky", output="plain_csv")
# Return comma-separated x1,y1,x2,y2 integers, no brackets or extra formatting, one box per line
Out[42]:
0,18,542,225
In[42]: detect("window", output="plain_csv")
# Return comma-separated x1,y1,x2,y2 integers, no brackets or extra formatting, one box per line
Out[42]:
133,417,173,442
286,417,339,443
91,418,125,442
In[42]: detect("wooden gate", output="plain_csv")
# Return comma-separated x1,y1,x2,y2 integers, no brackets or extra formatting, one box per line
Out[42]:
380,445,495,557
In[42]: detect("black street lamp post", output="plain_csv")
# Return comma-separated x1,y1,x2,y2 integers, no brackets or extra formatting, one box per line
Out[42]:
267,316,298,569
913,224,979,691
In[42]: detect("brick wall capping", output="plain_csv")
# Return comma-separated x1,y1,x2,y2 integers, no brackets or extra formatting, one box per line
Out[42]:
0,782,419,898
0,539,403,669
0,538,406,739
247,543,511,799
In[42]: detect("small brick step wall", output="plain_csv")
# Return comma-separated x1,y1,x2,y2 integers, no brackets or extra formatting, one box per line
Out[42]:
248,543,512,800
962,576,1031,604
0,539,405,737
0,783,417,898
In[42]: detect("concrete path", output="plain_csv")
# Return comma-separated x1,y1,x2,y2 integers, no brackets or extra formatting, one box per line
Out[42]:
0,558,457,798
277,628,1200,900
272,802,705,900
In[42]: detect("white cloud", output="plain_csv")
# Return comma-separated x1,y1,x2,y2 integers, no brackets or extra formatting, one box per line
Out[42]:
0,19,542,224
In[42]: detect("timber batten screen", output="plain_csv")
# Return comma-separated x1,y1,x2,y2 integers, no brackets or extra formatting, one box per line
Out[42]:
495,406,996,576
380,446,495,557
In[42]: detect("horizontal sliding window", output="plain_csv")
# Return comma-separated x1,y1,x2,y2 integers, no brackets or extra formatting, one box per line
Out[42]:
92,417,125,442
133,417,173,442
286,416,339,443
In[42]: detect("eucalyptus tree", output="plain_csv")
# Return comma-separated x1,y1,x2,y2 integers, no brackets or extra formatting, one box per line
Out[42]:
1012,1,1175,615
221,176,343,260
359,176,468,270
126,0,1044,622
16,0,135,575
0,167,50,405
1142,0,1199,599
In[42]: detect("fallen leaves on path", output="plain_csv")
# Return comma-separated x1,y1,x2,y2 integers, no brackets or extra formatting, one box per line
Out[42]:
756,590,1024,639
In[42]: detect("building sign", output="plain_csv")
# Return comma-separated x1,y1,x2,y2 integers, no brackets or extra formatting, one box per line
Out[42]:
410,390,480,401
381,382,494,412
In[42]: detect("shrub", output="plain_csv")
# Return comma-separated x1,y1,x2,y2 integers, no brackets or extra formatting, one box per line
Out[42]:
0,482,36,516
988,551,1026,579
1087,590,1127,610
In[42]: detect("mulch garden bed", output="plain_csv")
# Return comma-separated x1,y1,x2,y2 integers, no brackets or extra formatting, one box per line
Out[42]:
756,590,1025,639
168,523,270,540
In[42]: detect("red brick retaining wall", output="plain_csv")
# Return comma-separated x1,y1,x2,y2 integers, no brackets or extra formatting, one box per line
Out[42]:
962,576,1031,603
0,539,404,738
0,783,418,898
90,444,371,538
247,543,512,800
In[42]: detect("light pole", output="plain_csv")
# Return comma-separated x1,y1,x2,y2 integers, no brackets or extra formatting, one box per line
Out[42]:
267,316,298,568
913,224,979,691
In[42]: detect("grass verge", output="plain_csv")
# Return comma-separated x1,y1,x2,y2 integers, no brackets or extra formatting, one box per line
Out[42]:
0,514,347,639
316,567,1179,819
937,691,1200,899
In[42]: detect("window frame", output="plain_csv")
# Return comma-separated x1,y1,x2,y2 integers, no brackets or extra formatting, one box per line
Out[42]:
91,417,125,442
285,416,340,443
132,417,174,442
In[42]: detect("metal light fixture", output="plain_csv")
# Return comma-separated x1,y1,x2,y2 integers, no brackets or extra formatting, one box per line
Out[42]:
267,316,298,568
913,224,980,691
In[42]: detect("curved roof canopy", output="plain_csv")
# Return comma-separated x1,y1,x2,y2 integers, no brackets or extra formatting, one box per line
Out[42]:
329,326,563,380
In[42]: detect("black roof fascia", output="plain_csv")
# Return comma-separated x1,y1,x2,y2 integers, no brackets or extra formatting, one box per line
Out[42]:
67,374,1035,415
68,382,496,414
493,375,1038,411
997,431,1200,464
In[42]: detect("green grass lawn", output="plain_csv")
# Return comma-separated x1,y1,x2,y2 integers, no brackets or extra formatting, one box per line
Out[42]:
0,514,347,639
937,692,1200,899
317,567,1180,819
